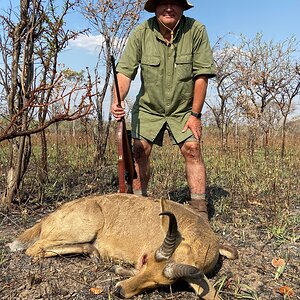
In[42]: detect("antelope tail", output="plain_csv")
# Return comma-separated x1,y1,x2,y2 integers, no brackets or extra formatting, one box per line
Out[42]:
7,222,42,252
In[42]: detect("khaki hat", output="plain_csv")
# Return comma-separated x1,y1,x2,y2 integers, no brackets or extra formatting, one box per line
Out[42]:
144,0,194,13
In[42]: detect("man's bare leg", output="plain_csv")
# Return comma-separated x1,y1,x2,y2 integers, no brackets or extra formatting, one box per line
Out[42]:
132,139,152,196
179,141,208,219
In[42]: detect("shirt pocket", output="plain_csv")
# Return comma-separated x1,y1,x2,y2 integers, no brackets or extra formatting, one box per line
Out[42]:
175,54,193,82
141,56,160,86
175,54,193,100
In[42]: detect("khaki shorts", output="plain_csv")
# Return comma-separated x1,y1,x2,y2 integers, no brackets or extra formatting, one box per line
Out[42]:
132,122,197,146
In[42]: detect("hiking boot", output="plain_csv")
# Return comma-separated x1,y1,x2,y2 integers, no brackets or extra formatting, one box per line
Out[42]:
190,196,209,221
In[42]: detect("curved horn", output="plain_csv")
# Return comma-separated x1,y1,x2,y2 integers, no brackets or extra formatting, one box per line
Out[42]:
155,211,181,261
163,263,210,298
163,263,204,280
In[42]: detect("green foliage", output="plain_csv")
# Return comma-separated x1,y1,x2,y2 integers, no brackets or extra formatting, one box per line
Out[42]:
0,129,299,299
266,213,300,244
0,248,8,266
215,276,260,300
204,145,300,215
61,68,85,82
149,141,187,200
1,130,299,219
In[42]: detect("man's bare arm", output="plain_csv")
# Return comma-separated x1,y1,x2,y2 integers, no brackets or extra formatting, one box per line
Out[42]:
182,75,208,140
111,73,132,120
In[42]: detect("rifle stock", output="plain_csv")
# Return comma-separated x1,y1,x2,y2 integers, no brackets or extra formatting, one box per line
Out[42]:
111,55,136,193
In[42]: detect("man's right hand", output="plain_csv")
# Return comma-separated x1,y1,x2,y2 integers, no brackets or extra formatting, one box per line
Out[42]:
111,101,126,121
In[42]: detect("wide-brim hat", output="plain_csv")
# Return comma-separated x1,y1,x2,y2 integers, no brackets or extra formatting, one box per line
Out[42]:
144,0,194,13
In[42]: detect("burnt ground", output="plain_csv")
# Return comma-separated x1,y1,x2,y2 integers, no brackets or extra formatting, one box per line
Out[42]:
0,197,299,300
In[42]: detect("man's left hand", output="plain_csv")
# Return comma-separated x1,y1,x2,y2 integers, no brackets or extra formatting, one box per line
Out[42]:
182,116,202,141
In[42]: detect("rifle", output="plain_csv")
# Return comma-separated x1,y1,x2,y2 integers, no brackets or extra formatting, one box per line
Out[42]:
111,55,136,193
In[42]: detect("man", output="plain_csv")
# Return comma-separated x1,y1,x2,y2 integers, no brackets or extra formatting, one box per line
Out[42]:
111,0,216,220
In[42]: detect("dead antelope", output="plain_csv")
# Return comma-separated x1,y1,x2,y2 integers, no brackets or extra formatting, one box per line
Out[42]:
8,193,238,299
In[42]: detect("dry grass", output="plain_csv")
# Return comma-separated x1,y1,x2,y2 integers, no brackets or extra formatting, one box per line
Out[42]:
0,128,299,299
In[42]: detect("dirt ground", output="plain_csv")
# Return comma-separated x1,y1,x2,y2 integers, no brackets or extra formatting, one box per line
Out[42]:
0,197,299,300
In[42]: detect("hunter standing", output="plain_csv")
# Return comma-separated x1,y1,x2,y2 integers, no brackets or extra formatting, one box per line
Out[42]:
111,0,216,220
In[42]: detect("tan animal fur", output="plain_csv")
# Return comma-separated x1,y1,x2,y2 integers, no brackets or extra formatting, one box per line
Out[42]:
8,193,238,299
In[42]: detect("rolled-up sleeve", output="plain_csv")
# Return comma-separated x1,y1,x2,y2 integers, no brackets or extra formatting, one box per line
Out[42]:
116,28,141,80
192,24,216,78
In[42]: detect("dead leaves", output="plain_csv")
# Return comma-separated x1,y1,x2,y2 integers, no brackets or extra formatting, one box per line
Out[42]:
90,287,104,295
271,257,295,298
272,257,286,281
278,286,295,297
271,257,285,268
271,257,286,279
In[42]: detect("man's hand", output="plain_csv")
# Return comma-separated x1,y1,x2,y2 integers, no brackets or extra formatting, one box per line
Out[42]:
111,73,131,121
182,115,202,141
111,101,126,121
182,76,207,140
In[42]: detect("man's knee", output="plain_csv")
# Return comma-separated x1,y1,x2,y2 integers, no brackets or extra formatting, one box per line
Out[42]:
133,139,151,160
181,142,201,159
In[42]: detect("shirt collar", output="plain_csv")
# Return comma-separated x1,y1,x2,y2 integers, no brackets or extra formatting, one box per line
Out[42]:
150,16,185,46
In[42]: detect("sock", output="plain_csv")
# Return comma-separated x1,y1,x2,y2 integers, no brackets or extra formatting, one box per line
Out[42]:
133,189,148,197
190,193,206,201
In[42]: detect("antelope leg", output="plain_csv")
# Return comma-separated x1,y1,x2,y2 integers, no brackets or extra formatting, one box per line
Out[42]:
26,240,100,259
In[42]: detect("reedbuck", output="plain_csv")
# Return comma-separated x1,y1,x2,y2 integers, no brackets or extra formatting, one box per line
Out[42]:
8,193,238,299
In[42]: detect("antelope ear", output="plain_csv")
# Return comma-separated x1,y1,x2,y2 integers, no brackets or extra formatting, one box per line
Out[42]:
159,199,168,231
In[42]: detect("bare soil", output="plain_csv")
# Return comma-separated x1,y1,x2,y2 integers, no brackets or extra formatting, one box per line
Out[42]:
0,196,299,300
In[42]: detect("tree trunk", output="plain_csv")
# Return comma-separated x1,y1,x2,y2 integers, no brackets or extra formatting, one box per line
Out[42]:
1,135,31,207
280,115,288,158
55,122,60,165
247,126,256,159
234,108,241,159
1,0,28,208
264,129,269,160
37,129,48,201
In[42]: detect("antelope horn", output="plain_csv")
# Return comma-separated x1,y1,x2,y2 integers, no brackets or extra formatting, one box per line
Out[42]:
163,263,210,297
163,263,205,281
155,211,181,261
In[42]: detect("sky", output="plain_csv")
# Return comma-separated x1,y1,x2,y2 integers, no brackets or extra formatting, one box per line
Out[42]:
188,0,300,44
1,0,300,116
1,0,299,68
65,0,299,116
61,0,300,71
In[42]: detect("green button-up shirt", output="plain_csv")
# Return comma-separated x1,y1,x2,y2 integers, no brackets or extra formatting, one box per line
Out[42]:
117,16,216,143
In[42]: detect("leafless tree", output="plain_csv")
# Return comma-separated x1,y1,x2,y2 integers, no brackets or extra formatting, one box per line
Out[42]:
273,61,300,157
210,37,243,152
78,0,144,166
0,0,93,208
231,34,298,157
210,33,299,157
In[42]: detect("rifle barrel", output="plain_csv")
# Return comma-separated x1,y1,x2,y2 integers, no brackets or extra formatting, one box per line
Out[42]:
111,55,122,108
